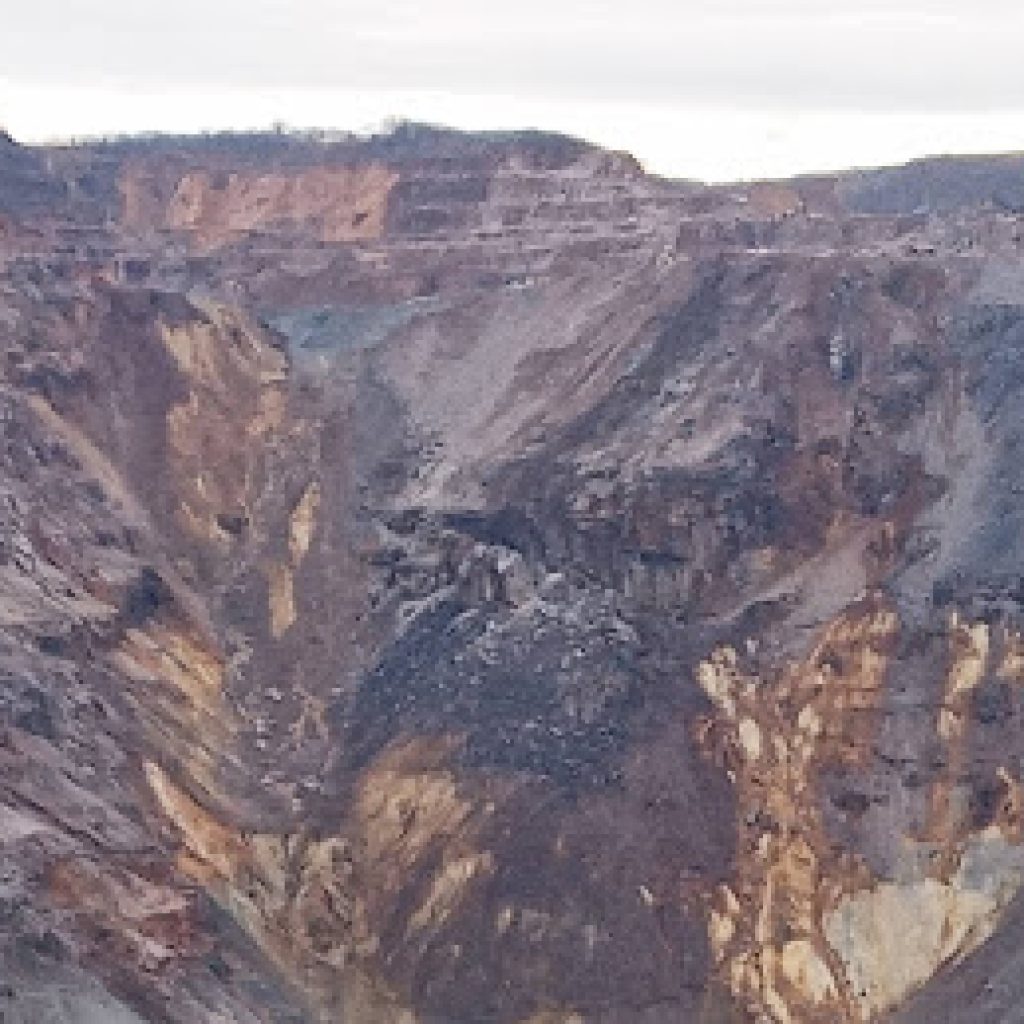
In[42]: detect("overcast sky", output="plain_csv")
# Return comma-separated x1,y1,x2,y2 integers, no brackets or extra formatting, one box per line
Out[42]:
4,0,1024,180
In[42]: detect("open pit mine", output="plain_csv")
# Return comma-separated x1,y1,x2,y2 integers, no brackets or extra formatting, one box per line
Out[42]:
4,122,1024,1023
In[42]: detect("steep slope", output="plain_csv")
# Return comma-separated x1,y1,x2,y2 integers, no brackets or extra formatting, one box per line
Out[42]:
4,125,1024,1024
0,129,62,217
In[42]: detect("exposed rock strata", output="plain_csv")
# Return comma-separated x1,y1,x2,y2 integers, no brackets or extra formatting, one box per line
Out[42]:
3,124,1024,1023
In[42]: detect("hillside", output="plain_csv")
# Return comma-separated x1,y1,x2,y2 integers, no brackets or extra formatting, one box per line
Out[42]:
2,124,1024,1024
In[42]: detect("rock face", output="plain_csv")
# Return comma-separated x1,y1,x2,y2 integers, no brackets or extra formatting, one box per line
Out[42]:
4,122,1024,1023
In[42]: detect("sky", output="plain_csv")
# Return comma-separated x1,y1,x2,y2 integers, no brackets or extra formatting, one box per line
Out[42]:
4,0,1024,181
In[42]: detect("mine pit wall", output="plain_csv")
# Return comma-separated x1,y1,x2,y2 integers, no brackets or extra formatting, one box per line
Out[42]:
11,128,1024,1024
694,603,1024,1024
5,285,305,799
1,280,440,1018
123,250,1024,1023
0,302,315,1017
